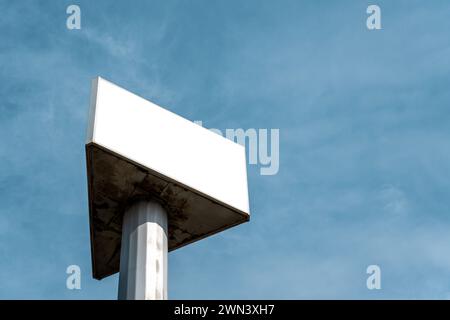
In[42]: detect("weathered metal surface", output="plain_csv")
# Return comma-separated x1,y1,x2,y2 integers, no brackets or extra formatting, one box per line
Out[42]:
86,144,249,279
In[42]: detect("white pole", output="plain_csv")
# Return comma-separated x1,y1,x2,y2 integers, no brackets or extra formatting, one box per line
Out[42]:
118,200,168,300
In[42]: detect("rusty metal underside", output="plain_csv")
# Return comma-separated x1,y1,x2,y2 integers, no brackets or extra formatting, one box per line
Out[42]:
86,144,249,280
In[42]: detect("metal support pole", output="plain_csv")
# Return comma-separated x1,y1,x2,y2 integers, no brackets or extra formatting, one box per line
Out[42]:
118,200,168,300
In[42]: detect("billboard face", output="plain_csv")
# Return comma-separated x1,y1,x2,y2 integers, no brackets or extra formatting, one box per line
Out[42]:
86,77,250,279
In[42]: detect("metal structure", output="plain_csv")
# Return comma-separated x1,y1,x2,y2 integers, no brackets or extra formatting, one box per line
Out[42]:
118,200,168,300
85,77,250,299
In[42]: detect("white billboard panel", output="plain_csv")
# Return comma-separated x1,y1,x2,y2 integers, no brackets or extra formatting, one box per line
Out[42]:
86,77,250,279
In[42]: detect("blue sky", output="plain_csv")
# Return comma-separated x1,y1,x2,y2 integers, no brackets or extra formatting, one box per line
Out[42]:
1,0,450,299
